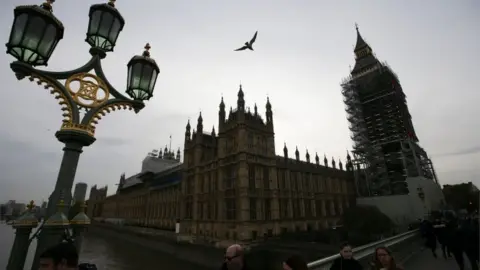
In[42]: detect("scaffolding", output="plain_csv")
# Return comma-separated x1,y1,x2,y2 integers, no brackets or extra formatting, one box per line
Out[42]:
342,63,438,196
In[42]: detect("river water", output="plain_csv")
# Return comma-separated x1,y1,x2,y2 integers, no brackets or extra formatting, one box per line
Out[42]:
0,223,210,270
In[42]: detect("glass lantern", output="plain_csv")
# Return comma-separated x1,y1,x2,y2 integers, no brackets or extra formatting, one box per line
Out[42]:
86,1,125,52
6,2,64,66
126,44,160,101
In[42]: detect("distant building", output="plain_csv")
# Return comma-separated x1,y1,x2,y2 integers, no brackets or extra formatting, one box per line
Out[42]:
73,182,88,204
88,147,182,229
2,200,26,218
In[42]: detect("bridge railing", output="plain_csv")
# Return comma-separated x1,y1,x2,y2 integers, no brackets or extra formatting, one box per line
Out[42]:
307,229,420,270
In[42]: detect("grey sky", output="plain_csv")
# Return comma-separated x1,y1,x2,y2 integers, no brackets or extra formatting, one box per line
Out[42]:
0,0,478,204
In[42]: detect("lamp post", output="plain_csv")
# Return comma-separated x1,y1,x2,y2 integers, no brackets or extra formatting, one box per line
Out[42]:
5,0,160,269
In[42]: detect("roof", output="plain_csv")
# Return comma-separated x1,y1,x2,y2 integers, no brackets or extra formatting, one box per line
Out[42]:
121,173,143,189
351,27,379,75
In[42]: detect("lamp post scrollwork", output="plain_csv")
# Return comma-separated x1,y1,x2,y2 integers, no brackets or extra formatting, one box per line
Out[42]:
5,0,160,269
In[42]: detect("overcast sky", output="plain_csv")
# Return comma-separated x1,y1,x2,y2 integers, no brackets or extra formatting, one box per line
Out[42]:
0,0,478,204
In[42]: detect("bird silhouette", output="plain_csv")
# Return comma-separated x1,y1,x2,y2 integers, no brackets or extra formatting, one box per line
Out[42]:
234,31,258,51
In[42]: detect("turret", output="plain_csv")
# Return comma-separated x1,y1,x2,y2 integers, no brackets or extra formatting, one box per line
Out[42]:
346,150,353,171
237,85,245,111
295,146,300,161
324,154,328,167
306,150,310,163
185,119,191,141
331,157,336,169
197,112,203,134
283,143,288,159
254,103,258,116
265,97,273,127
219,97,225,130
176,148,181,161
315,152,320,165
339,158,343,171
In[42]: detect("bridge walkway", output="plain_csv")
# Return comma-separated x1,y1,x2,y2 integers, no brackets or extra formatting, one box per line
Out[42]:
403,247,476,270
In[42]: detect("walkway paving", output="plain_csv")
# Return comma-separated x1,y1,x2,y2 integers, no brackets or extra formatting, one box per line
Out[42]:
403,247,476,270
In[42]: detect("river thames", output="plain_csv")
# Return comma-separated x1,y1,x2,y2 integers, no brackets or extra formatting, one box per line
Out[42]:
0,223,211,270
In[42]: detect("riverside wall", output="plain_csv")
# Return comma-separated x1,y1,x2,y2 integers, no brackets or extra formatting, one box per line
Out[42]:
87,222,223,269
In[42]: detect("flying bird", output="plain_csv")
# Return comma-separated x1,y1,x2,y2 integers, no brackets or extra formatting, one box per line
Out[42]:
234,31,258,51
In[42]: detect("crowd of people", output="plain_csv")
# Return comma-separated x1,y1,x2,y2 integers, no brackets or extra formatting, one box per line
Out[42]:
220,242,403,270
420,213,479,270
35,213,479,270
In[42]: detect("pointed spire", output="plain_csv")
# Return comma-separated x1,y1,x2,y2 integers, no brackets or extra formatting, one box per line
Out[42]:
354,23,368,52
339,158,343,171
176,148,181,161
212,126,216,137
306,150,310,163
315,152,320,165
186,119,191,130
266,96,272,110
197,112,203,133
237,84,245,110
283,143,288,158
324,154,328,167
295,146,300,161
219,96,225,110
254,103,258,116
331,157,336,169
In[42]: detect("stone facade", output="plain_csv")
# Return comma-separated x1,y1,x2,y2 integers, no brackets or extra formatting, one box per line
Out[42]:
86,185,108,218
88,152,182,231
89,86,357,243
180,86,356,242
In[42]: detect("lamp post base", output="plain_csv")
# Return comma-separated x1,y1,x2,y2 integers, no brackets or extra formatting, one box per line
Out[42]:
6,228,32,270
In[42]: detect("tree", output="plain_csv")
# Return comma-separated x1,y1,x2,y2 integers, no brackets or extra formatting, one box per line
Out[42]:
443,182,479,213
68,201,83,220
341,205,394,237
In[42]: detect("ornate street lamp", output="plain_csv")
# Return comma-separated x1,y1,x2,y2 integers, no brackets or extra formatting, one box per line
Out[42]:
5,0,160,269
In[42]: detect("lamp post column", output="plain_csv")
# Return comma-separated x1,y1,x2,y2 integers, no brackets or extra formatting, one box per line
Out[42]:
46,130,95,218
6,201,38,270
31,199,71,270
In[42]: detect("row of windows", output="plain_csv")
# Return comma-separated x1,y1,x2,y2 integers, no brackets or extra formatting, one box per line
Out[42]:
184,166,350,194
182,198,349,221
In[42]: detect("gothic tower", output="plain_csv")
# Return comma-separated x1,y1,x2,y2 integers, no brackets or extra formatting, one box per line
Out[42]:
182,84,278,240
341,25,438,196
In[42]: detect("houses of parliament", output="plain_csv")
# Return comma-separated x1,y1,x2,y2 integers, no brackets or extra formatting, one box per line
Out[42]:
85,28,418,243
87,86,356,242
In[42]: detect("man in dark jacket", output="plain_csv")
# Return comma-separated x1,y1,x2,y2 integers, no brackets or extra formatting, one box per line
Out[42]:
330,242,363,270
433,219,451,259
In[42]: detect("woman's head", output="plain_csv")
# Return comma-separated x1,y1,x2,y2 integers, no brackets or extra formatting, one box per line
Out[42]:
283,255,308,270
375,246,395,268
339,242,353,259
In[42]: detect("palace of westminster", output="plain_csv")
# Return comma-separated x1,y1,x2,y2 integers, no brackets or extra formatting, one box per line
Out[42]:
87,27,439,242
